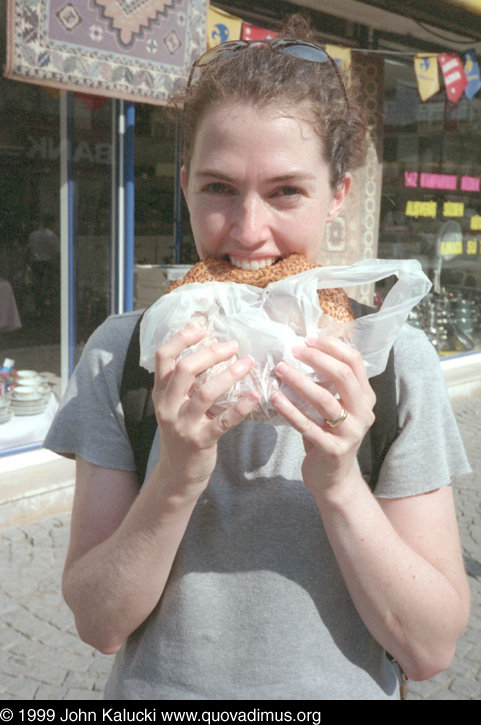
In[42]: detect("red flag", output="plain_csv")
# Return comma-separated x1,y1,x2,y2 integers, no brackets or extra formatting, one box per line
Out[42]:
438,53,468,103
74,92,108,111
241,23,278,41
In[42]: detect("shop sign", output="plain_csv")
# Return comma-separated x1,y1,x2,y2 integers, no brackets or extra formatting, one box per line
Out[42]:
420,173,457,190
443,202,465,217
405,200,437,218
439,236,481,256
14,136,113,165
440,238,480,257
404,171,480,192
466,239,480,254
439,236,480,257
440,239,463,256
404,171,419,188
460,176,481,192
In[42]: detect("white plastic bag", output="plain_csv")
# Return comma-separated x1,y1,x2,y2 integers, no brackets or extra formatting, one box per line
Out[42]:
139,259,431,425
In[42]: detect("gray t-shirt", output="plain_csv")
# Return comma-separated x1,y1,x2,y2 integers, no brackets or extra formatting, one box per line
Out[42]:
44,311,470,700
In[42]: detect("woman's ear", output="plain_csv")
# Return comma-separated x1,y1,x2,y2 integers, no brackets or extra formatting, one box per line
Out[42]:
327,173,352,222
180,166,188,199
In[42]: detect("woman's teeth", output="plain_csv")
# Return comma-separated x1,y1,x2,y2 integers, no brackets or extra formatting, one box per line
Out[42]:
228,256,279,271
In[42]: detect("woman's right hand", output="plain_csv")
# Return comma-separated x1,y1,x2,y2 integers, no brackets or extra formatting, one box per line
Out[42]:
62,327,258,654
153,326,259,491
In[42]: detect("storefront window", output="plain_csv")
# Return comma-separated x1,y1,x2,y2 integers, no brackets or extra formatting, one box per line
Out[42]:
133,104,195,309
0,61,62,453
0,84,116,454
72,94,114,349
0,0,117,454
379,58,481,357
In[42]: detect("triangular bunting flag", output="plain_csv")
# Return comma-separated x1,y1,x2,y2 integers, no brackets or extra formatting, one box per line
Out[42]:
438,53,468,103
326,44,351,85
241,23,277,41
207,7,242,49
464,49,481,100
42,87,60,100
414,54,440,101
74,93,108,111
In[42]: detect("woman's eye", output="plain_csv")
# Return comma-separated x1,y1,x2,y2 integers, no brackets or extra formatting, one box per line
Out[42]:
204,182,232,195
276,186,301,197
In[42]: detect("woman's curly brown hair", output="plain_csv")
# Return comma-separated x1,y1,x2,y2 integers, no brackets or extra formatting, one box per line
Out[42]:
172,14,368,191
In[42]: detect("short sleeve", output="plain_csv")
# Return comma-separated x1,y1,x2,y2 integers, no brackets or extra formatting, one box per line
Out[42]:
374,324,471,498
43,311,142,471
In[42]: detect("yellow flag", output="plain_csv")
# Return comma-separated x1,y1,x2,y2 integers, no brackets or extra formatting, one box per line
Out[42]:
42,86,60,99
444,0,481,13
208,7,242,49
414,54,440,101
326,45,351,77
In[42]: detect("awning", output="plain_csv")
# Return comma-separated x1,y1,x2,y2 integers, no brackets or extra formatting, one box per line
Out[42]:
442,0,481,14
353,0,481,40
290,0,481,45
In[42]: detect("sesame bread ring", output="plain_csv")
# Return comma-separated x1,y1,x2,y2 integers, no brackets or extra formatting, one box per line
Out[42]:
167,254,354,323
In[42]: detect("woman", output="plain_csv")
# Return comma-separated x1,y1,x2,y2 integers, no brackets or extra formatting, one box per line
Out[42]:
45,18,471,700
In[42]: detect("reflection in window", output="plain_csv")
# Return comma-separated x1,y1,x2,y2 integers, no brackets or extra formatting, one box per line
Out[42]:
378,59,481,356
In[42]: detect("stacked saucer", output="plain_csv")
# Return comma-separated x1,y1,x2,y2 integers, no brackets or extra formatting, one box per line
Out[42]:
9,370,51,416
9,387,50,416
0,396,12,424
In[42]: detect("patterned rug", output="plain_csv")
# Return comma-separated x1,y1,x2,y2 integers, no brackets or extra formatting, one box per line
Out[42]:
5,0,207,105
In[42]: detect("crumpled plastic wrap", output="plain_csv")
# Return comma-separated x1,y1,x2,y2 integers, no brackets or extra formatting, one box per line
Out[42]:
139,259,432,425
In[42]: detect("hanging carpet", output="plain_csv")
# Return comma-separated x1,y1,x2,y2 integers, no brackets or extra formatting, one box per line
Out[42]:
5,0,207,105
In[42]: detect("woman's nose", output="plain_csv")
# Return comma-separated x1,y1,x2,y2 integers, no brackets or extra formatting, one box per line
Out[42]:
231,196,270,245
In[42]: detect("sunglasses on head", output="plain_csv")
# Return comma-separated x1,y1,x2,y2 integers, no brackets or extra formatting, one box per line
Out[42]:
187,38,349,104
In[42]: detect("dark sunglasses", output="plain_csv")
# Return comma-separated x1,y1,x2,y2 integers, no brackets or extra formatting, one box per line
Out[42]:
187,38,349,105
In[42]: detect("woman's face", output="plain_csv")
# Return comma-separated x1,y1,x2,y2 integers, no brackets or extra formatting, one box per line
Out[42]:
181,102,350,270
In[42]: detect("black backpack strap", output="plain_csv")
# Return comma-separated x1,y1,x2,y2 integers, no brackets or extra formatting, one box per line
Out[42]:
350,299,399,491
120,312,157,487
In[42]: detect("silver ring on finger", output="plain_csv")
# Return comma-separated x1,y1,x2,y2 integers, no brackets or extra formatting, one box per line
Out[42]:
326,407,348,428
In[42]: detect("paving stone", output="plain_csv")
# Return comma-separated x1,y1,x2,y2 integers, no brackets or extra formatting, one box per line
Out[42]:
449,676,481,699
63,688,103,700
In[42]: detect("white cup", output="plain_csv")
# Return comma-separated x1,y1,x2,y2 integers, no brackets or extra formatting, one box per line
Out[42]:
16,376,42,387
16,370,38,381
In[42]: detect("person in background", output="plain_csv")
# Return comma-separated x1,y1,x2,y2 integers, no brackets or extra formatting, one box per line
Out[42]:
26,214,60,317
44,16,470,700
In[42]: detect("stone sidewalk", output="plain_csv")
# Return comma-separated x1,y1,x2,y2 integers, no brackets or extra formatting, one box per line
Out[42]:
1,395,480,700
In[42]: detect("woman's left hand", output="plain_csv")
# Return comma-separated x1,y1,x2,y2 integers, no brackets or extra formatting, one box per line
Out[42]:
271,335,376,494
272,336,471,682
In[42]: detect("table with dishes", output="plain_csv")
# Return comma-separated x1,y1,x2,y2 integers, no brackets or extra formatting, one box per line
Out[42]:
0,370,59,453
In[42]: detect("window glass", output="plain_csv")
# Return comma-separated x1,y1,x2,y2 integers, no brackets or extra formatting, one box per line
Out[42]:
378,58,481,356
133,104,195,309
0,0,63,453
72,94,113,350
0,3,113,453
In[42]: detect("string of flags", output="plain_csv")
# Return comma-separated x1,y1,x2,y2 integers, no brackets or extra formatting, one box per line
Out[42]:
207,5,481,104
415,50,481,103
207,6,352,76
